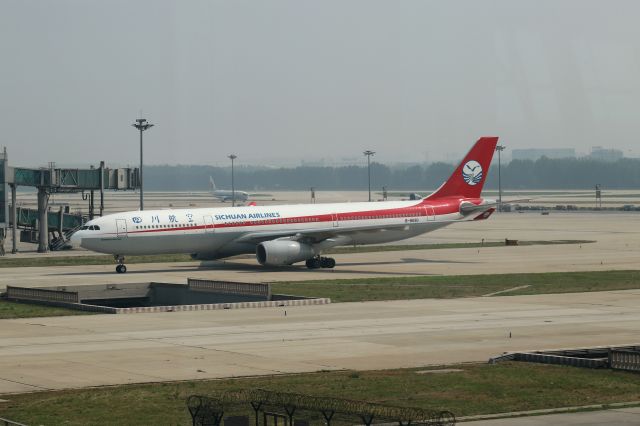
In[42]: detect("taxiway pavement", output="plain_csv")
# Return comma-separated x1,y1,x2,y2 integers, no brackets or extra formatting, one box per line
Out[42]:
1,289,640,394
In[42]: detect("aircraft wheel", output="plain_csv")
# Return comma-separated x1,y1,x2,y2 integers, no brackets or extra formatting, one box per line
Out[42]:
305,258,321,269
116,264,127,273
320,257,336,268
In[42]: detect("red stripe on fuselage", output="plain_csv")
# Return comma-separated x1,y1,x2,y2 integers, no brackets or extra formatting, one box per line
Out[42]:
116,201,464,236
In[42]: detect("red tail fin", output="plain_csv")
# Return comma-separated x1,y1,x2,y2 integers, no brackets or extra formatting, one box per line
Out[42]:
425,136,499,200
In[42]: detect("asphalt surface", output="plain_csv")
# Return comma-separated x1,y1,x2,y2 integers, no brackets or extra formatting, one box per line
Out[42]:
1,289,639,393
463,406,640,425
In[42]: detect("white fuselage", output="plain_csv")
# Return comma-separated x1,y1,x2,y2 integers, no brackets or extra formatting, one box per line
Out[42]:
72,199,465,260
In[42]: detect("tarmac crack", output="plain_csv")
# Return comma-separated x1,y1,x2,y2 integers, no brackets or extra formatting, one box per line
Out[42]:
136,337,334,371
51,358,173,382
482,285,531,297
0,376,51,391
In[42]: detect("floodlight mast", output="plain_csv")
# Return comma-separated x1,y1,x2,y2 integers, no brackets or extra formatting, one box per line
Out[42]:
132,118,154,211
363,150,375,202
495,145,505,210
228,154,237,206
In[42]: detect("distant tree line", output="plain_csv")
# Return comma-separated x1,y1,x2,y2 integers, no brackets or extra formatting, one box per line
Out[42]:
144,157,640,191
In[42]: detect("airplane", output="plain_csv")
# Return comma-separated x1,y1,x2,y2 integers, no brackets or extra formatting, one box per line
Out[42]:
72,137,500,273
210,177,249,202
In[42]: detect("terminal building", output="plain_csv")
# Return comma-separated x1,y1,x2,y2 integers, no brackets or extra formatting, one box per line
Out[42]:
511,148,576,161
589,146,624,162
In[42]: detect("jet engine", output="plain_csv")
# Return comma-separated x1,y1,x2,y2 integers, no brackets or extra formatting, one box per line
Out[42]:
256,240,316,266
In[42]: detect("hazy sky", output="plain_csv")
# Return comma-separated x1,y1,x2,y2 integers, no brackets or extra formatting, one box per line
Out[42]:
2,0,640,168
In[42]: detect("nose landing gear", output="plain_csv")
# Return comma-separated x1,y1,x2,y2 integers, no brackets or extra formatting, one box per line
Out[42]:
114,255,127,273
305,256,336,269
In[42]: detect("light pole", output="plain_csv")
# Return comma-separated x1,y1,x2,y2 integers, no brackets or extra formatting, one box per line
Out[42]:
495,145,505,211
363,150,375,202
132,118,154,211
228,154,237,206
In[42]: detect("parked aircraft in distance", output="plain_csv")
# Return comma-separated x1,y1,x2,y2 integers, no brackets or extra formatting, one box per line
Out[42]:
72,137,500,273
210,177,249,202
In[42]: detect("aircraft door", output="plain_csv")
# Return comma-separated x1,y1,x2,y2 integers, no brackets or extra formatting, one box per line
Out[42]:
203,215,215,233
332,213,339,227
424,206,435,221
116,219,128,237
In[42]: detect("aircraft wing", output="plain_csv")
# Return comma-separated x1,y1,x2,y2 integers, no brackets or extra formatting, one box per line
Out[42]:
233,222,411,245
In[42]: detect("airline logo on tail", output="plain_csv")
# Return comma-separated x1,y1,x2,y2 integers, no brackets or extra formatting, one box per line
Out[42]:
462,160,483,186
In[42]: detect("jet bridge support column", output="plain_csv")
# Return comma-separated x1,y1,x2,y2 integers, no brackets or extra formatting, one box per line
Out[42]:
37,187,49,253
11,184,17,253
58,205,64,239
89,190,94,220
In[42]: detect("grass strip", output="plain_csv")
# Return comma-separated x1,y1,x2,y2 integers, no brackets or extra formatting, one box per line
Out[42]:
0,299,94,319
2,269,637,318
1,362,640,425
0,240,592,268
2,269,636,318
273,270,640,302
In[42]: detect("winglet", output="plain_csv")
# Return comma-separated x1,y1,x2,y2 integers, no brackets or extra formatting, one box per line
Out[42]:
425,136,499,200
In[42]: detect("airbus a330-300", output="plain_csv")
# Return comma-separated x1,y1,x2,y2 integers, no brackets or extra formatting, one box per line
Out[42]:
72,137,500,273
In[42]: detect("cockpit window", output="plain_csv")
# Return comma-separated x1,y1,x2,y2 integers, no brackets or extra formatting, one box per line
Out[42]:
93,225,100,230
80,226,89,230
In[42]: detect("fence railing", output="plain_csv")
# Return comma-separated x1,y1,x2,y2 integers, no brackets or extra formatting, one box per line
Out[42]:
188,278,271,299
6,286,78,303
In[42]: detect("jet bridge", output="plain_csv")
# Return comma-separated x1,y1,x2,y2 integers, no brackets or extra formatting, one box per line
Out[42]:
0,148,139,254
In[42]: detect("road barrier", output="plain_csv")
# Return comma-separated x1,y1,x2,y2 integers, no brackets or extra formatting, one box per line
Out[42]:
609,349,640,372
188,278,271,299
6,286,78,303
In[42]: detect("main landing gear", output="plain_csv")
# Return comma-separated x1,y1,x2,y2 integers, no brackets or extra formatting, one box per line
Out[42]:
114,255,127,273
305,256,336,269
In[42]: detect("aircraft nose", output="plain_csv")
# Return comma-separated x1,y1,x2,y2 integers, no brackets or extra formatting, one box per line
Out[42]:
69,231,83,249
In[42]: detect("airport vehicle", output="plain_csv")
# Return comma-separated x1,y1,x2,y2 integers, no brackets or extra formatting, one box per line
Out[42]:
72,137,500,273
210,177,249,202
